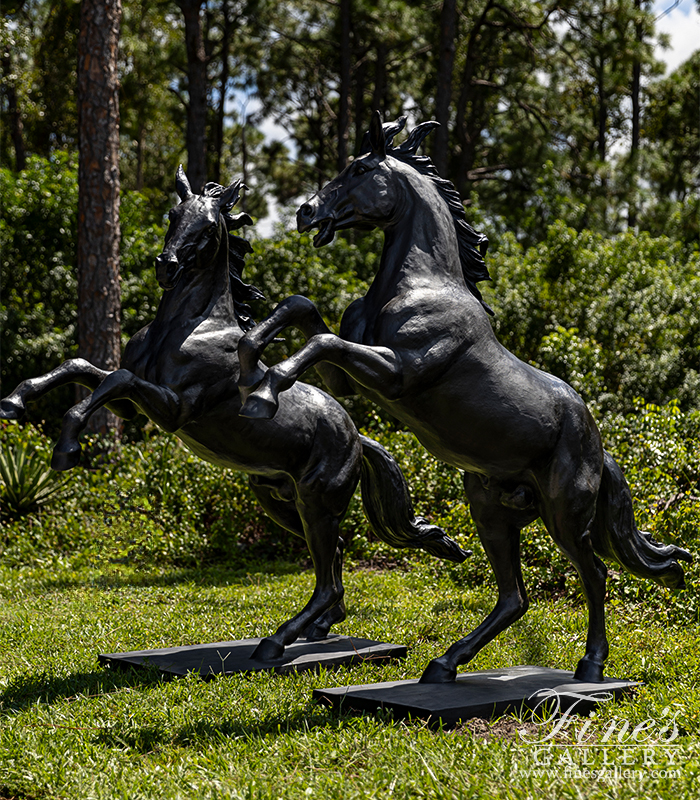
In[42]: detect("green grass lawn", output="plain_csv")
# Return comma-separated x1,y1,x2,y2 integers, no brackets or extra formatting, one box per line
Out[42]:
1,559,699,799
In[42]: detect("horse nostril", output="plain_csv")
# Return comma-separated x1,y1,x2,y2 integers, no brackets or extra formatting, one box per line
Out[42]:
298,203,313,219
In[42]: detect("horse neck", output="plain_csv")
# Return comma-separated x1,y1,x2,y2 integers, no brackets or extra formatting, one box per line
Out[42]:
369,186,464,304
154,233,239,337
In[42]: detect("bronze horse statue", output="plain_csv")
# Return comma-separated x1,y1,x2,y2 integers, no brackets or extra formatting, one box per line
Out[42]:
0,166,467,662
237,114,691,683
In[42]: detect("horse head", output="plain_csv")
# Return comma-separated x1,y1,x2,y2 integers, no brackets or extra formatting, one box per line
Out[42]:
297,112,439,247
156,166,252,291
297,113,492,311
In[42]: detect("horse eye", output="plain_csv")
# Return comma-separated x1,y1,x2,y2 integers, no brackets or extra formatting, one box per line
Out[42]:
355,163,370,176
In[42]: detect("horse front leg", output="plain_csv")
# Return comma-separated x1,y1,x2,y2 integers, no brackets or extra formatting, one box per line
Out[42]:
238,295,331,397
240,333,402,419
52,369,182,470
238,295,354,400
0,358,138,421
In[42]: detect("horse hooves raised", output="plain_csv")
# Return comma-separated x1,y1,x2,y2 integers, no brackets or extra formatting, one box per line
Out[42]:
51,444,82,471
239,393,278,420
419,658,457,684
0,398,25,420
252,636,285,662
574,655,605,683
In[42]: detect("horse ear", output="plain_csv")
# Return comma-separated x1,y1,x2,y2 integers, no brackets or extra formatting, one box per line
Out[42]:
368,111,386,157
176,165,194,201
218,179,243,212
359,115,405,156
396,121,440,156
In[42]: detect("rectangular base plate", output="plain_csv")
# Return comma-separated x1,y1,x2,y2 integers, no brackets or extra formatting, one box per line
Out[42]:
98,636,407,679
313,665,639,727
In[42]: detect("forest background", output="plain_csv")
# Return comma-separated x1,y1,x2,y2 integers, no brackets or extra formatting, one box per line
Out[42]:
2,6,700,799
0,0,699,568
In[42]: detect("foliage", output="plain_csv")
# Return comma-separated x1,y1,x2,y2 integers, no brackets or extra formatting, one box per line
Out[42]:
118,0,186,203
1,396,698,617
641,50,700,246
4,0,698,245
0,438,69,518
485,222,700,414
0,153,165,433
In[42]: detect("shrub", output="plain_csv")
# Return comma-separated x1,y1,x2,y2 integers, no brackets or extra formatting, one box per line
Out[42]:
486,223,700,414
2,399,697,624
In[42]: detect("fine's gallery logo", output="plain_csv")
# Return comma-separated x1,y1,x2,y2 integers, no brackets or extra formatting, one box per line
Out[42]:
514,689,683,782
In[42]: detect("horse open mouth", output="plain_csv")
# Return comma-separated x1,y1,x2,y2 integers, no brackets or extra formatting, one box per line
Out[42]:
313,218,336,248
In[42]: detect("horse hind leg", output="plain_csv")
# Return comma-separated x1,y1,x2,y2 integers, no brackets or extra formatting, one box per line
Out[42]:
421,473,536,683
540,499,609,683
248,475,345,641
0,358,138,421
252,500,344,662
253,450,361,661
303,538,346,641
250,474,347,642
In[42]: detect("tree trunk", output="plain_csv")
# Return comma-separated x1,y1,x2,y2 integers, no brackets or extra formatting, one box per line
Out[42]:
135,117,145,191
337,0,352,171
354,56,367,154
596,55,607,162
433,0,457,178
1,46,27,172
178,0,208,193
628,0,642,228
372,42,387,114
77,0,122,436
453,0,493,198
214,0,231,183
240,112,248,211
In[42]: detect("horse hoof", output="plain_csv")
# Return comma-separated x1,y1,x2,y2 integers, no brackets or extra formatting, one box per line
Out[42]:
419,658,457,684
238,377,263,403
239,393,278,420
252,637,285,662
51,444,82,471
0,398,24,420
574,656,605,683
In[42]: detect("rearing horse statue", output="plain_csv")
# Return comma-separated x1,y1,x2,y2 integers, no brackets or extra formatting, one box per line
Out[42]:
237,113,691,684
0,166,467,662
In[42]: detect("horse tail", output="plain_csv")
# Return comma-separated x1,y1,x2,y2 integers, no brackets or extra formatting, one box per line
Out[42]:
358,435,470,563
590,451,692,588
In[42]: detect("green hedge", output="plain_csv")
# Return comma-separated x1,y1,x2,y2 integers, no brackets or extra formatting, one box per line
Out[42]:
487,223,700,414
2,401,698,621
4,155,700,435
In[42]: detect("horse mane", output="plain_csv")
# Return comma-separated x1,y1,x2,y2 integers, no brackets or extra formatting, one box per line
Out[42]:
202,181,264,332
363,117,493,315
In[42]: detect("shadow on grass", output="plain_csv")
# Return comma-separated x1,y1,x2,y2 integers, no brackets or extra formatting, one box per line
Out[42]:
0,662,372,753
0,664,167,714
27,560,310,595
93,703,370,754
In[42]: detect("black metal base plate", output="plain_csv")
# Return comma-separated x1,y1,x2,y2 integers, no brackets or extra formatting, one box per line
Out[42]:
98,635,407,679
313,665,639,727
